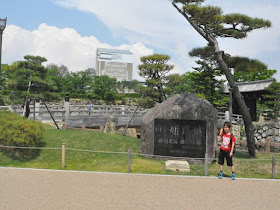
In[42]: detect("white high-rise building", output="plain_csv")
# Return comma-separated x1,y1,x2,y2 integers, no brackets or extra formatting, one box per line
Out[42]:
96,48,133,81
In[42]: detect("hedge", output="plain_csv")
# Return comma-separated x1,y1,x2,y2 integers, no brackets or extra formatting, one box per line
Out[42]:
0,111,45,147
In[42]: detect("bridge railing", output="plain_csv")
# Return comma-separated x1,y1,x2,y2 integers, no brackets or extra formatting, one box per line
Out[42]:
218,111,243,124
1,105,243,124
0,104,148,121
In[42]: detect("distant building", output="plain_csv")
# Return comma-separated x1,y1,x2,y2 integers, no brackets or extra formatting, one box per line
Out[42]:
96,48,133,81
85,68,96,77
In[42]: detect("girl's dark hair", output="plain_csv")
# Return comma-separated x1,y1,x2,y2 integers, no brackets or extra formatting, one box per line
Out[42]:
223,121,231,128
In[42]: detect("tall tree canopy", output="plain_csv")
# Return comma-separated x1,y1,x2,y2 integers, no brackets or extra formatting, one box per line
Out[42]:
138,54,174,107
64,70,93,95
172,0,271,157
188,45,276,82
226,57,276,82
7,55,48,92
188,46,228,107
261,80,280,120
165,74,188,95
92,75,117,104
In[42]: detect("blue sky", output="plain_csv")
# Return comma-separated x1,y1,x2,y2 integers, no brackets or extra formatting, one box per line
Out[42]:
1,0,280,81
0,0,124,44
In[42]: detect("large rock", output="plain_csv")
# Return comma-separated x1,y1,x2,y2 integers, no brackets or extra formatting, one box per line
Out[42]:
141,94,217,161
117,127,137,138
104,116,117,134
165,160,190,172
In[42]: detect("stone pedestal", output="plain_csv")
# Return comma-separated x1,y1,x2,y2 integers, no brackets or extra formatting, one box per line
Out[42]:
35,100,41,120
64,101,70,123
165,160,190,172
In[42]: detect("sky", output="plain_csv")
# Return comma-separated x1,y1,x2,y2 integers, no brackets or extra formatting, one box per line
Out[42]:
0,0,280,82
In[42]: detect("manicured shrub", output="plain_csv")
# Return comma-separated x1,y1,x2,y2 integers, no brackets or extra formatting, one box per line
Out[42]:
0,111,45,147
0,111,45,160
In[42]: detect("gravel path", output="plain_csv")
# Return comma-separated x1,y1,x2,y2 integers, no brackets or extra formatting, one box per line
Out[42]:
0,167,279,209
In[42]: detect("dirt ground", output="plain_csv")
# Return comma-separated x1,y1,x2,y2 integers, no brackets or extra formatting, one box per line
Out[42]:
0,167,279,209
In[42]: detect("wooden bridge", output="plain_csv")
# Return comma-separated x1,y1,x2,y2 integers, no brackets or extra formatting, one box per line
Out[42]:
0,104,243,128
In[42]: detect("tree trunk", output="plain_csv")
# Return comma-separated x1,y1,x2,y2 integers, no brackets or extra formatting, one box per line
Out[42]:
171,1,256,157
213,44,256,157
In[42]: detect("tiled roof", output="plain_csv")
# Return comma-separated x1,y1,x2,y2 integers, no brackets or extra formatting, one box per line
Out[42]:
224,79,274,93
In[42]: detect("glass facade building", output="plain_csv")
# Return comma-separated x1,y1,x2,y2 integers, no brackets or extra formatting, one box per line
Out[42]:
96,48,133,81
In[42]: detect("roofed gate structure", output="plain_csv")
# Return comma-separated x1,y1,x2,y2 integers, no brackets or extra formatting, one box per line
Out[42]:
224,79,274,121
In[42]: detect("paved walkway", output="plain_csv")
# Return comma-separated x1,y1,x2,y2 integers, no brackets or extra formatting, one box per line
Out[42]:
0,167,279,209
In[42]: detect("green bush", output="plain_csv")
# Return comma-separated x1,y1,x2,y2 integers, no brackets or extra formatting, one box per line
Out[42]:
43,92,63,101
115,93,141,100
0,111,45,147
137,97,156,108
70,93,87,99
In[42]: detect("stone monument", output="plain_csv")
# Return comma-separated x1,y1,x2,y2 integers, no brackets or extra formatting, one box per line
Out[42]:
140,94,217,160
103,116,117,134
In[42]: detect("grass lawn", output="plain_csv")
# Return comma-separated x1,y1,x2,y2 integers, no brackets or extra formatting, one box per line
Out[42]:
0,124,280,179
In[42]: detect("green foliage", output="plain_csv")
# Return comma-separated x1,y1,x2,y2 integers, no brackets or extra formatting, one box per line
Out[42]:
2,56,76,104
0,124,280,178
189,45,216,61
0,112,45,160
165,74,188,95
115,93,141,101
189,45,275,83
177,0,271,39
116,80,140,94
0,112,45,147
45,64,69,93
187,46,228,107
261,81,280,120
64,70,94,95
138,54,174,107
126,80,140,92
3,55,65,105
173,0,205,5
137,96,155,108
1,64,12,89
43,92,64,101
46,64,69,78
183,70,228,107
7,55,48,91
92,75,118,104
227,56,276,82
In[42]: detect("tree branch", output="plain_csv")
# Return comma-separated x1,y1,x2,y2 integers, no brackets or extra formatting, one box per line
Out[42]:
172,1,213,42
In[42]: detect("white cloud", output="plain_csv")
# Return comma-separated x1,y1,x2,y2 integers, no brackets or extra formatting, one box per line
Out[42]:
54,0,280,81
3,0,280,83
2,24,154,81
54,0,204,69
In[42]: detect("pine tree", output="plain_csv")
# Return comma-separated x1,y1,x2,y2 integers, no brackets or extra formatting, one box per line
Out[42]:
172,0,271,157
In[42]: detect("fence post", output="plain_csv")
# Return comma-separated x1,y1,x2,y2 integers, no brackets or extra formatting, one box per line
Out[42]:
35,98,40,120
128,149,131,173
33,98,35,120
64,93,70,124
62,143,65,169
272,156,276,179
265,137,271,154
204,153,208,176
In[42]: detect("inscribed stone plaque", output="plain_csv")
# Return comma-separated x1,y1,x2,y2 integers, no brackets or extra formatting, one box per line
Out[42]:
154,119,206,158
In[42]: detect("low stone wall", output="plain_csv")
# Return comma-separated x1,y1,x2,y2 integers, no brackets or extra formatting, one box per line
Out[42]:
236,121,280,152
253,121,280,143
66,115,143,128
